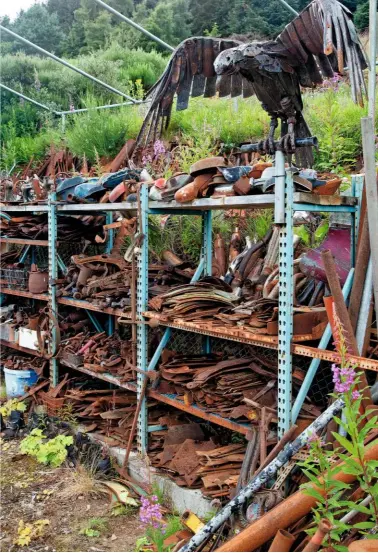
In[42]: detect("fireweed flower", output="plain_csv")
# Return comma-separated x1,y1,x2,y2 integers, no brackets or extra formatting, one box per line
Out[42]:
153,140,166,158
306,431,325,448
139,496,166,531
331,364,357,394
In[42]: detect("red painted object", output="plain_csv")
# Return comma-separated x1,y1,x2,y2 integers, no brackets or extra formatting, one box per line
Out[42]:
299,227,351,286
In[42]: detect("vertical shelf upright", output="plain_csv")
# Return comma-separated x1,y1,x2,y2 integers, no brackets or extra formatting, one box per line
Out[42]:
136,185,149,454
277,170,294,436
48,191,59,386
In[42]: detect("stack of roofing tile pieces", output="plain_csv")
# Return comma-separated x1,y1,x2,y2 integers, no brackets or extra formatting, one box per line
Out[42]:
156,352,319,422
148,418,246,499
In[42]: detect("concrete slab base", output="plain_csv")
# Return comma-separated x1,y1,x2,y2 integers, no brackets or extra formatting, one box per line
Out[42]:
89,433,213,518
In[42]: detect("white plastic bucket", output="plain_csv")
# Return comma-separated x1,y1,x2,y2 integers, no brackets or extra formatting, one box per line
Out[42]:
3,367,38,398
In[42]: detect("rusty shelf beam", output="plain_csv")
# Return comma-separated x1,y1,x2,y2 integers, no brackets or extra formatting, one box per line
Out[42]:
57,297,131,318
292,344,378,372
148,193,357,213
143,313,378,372
148,389,251,435
0,205,49,213
0,287,49,301
61,362,137,392
0,237,50,246
0,339,46,358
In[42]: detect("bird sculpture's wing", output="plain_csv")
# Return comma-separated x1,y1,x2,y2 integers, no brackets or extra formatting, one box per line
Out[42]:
274,0,368,103
136,37,255,146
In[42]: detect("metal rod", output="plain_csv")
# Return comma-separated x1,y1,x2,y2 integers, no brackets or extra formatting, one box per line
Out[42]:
58,101,142,115
0,25,140,103
356,258,373,352
92,0,174,51
291,269,354,423
0,83,60,114
361,117,378,333
240,137,318,153
321,249,372,405
340,495,372,525
179,398,346,552
274,0,299,16
274,150,285,224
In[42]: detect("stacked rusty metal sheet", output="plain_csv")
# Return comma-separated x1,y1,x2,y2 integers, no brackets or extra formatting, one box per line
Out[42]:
148,418,246,499
156,352,319,423
0,214,104,242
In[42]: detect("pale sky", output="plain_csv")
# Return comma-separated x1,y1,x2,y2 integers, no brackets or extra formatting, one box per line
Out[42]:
0,0,39,21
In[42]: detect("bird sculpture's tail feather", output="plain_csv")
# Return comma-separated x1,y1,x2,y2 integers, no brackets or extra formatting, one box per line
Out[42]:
294,114,314,168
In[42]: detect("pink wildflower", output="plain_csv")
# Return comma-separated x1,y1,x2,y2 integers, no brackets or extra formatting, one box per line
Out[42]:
331,364,356,394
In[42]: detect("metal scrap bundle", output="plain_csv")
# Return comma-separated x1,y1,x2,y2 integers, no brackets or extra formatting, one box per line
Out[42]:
59,331,135,382
149,418,246,499
0,214,104,243
149,278,239,319
158,354,277,421
157,353,320,423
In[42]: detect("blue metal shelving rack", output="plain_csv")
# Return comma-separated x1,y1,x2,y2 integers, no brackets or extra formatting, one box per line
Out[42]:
0,174,366,450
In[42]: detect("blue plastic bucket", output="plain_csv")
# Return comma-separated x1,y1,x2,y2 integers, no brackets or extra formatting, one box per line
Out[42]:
3,367,38,398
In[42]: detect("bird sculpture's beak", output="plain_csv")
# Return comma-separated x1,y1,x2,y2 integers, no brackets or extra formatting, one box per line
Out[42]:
214,48,241,75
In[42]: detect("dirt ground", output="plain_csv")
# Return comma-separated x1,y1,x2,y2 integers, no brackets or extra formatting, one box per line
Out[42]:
0,439,144,552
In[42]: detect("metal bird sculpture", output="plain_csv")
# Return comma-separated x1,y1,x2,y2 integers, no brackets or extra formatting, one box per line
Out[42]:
136,0,367,167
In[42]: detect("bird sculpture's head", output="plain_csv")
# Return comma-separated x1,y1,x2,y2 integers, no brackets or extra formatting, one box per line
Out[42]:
214,46,244,75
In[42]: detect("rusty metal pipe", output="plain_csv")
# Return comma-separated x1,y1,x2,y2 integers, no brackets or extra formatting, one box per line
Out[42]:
302,519,332,551
268,529,295,552
321,249,372,406
216,442,378,552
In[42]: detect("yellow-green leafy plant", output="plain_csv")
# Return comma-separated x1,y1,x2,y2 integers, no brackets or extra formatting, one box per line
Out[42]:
0,399,26,417
20,428,73,467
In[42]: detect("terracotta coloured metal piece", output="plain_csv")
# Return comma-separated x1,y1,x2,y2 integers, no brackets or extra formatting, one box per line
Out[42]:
268,529,295,552
303,519,332,551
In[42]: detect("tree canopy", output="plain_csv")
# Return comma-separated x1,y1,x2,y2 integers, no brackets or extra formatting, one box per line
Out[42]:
1,0,369,58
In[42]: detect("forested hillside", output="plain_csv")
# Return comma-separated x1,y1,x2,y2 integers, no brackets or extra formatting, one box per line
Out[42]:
1,0,370,57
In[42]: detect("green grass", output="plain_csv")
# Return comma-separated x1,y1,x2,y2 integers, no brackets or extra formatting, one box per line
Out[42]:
1,83,375,173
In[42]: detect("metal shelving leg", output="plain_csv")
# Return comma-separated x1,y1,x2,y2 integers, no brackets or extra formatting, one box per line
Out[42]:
137,184,149,455
48,192,58,386
277,172,294,437
105,212,115,335
202,210,212,353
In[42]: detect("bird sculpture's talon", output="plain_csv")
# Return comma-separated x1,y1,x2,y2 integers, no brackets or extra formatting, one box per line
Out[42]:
268,136,276,154
257,140,265,154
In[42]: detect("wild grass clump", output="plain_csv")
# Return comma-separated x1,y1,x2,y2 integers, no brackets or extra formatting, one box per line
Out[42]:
58,464,105,500
305,84,368,172
64,96,144,162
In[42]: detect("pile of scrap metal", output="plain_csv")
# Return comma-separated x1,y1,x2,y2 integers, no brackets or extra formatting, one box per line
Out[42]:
59,331,135,382
56,166,151,204
156,352,319,423
149,422,246,500
57,253,133,309
1,351,47,375
147,225,353,340
0,214,104,242
56,252,194,310
148,157,342,203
